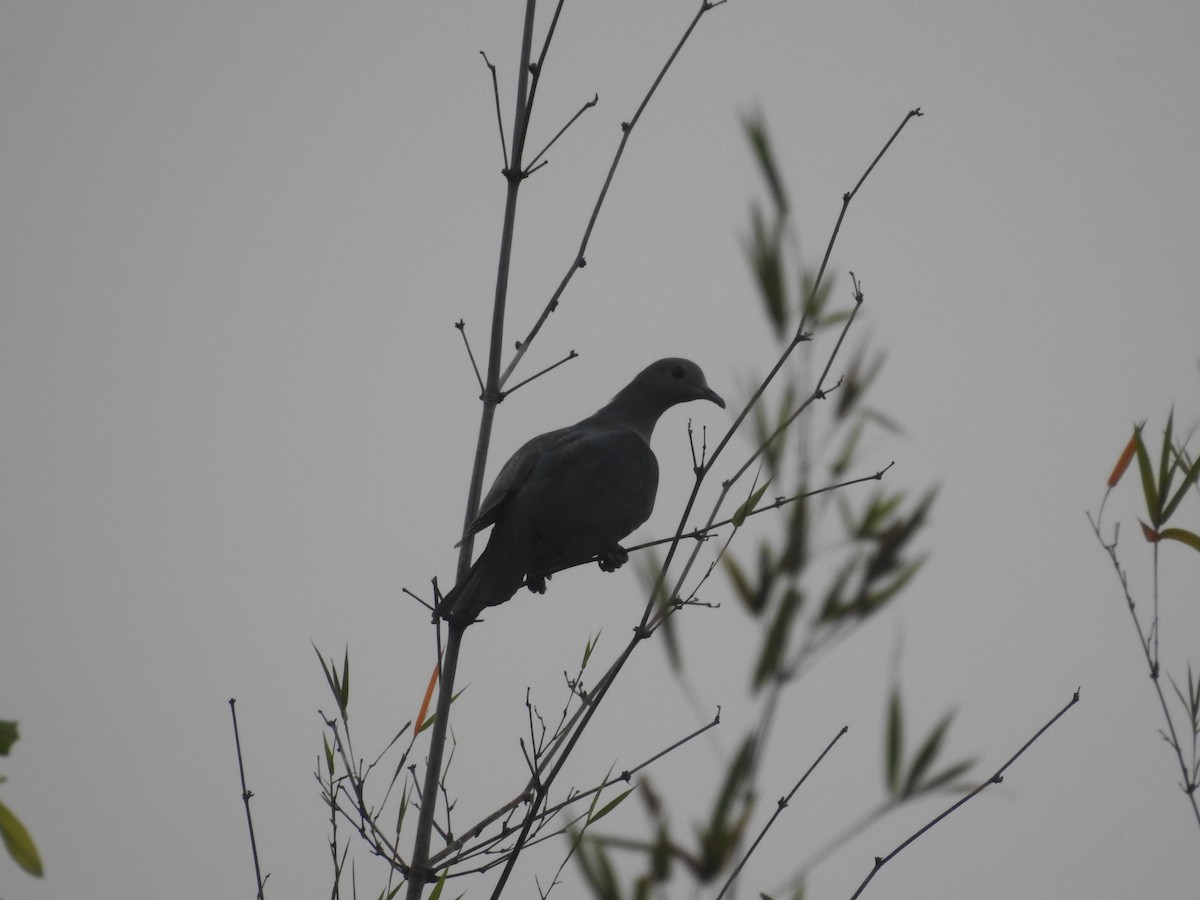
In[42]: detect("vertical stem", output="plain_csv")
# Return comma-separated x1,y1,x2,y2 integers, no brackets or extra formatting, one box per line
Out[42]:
405,3,537,898
229,699,266,900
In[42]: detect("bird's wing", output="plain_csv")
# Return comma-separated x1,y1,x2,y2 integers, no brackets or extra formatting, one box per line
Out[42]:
525,427,658,575
461,425,575,539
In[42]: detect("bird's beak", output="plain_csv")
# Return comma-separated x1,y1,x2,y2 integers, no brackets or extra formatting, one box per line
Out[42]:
704,388,726,409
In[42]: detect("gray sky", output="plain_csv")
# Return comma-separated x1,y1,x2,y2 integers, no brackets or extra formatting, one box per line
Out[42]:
3,2,1199,897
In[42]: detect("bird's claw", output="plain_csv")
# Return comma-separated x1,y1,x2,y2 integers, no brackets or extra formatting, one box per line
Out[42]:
597,544,629,573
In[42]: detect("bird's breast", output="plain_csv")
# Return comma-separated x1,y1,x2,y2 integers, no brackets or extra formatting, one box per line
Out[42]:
530,430,659,545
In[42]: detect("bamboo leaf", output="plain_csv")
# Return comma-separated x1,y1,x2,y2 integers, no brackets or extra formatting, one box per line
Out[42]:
1160,449,1200,523
916,759,975,794
743,113,789,217
1157,410,1176,514
590,788,635,824
901,712,954,798
0,721,17,756
0,798,43,877
340,648,351,713
722,555,760,615
418,688,466,734
1134,428,1160,526
313,643,349,719
734,482,771,528
427,867,447,900
885,687,903,796
582,631,601,669
1160,527,1200,554
753,586,802,691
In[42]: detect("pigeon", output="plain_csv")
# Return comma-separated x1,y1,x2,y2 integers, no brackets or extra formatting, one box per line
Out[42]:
438,358,725,625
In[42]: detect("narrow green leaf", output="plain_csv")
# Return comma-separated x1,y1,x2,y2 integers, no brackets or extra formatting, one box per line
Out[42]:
1160,449,1200,523
885,687,903,796
723,554,765,616
800,271,835,329
1134,429,1160,526
590,787,635,824
818,558,857,623
0,721,17,756
707,738,755,846
650,822,673,882
753,586,802,690
313,643,347,718
417,688,467,734
1157,410,1176,516
587,765,617,820
1160,528,1200,554
396,783,411,834
743,206,787,338
571,829,622,900
733,482,771,528
858,491,905,538
743,113,789,217
918,759,976,794
0,798,43,877
323,734,335,777
780,493,808,574
582,631,601,669
427,866,448,900
902,712,954,798
859,557,926,617
831,420,864,477
340,648,351,714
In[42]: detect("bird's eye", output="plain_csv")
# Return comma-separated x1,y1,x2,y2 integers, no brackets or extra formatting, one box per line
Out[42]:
670,365,685,379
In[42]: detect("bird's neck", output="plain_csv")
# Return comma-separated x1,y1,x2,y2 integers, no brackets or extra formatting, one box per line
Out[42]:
583,391,665,443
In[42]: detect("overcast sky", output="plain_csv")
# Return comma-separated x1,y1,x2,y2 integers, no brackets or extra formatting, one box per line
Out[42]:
3,2,1200,898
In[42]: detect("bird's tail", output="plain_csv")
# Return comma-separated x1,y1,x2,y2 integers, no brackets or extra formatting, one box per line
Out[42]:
434,557,484,625
436,535,528,626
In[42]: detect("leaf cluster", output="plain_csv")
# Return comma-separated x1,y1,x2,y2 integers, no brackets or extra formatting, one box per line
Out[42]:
1093,411,1200,834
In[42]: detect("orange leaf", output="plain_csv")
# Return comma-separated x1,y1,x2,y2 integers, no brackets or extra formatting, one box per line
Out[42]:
1139,519,1160,542
415,659,440,737
1108,432,1138,487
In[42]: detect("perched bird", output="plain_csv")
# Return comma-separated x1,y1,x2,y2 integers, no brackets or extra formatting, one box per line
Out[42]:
438,358,725,625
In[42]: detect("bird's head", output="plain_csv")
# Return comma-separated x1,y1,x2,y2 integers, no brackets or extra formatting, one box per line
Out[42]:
629,357,726,412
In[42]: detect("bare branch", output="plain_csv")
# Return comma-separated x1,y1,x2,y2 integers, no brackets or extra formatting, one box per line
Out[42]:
715,725,848,900
229,699,268,900
479,52,509,171
499,0,727,387
455,319,485,396
847,690,1080,900
525,94,599,173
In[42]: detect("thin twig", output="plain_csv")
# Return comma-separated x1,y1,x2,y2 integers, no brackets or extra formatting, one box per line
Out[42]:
525,94,599,173
455,320,485,395
501,349,579,397
230,698,268,900
715,725,848,899
479,52,509,171
847,689,1080,900
499,0,726,388
1087,511,1200,831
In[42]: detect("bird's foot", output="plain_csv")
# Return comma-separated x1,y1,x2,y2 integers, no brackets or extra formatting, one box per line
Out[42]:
527,573,550,594
597,544,629,573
